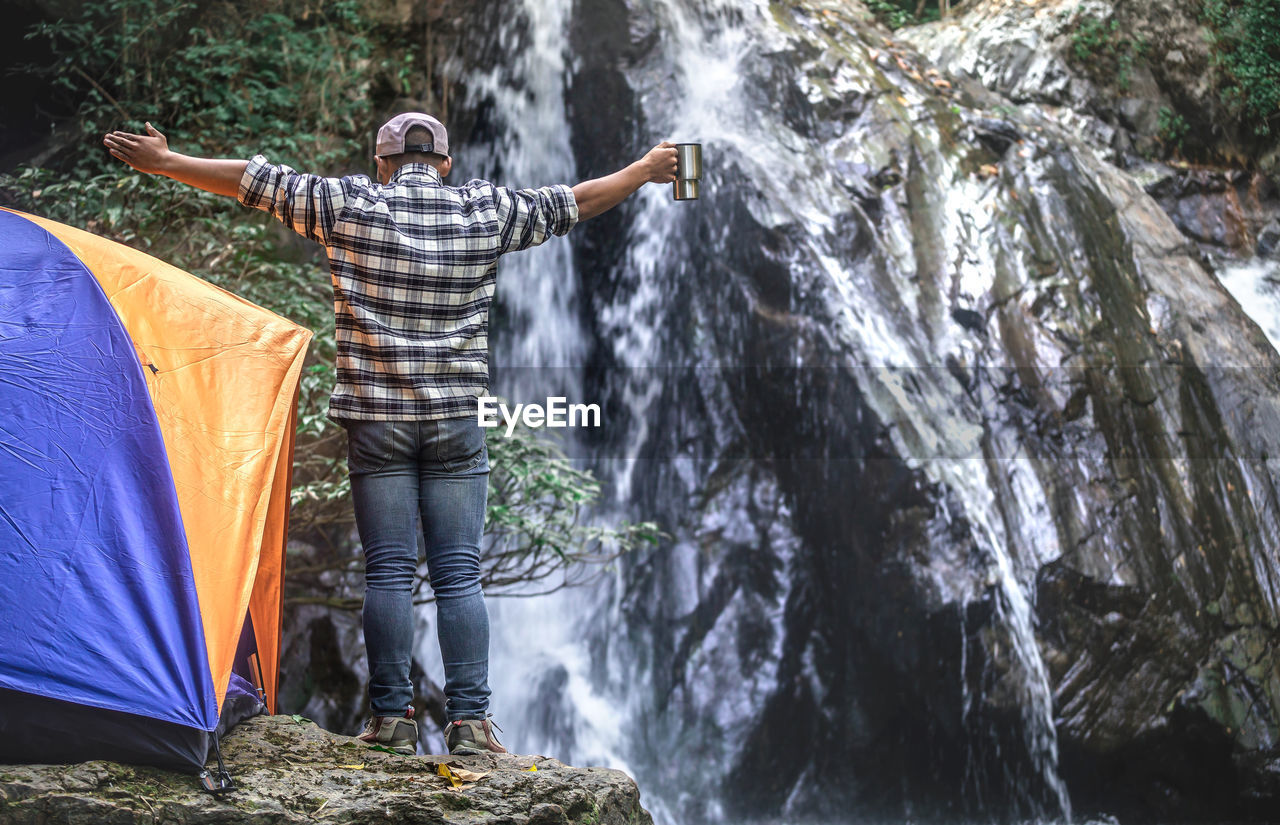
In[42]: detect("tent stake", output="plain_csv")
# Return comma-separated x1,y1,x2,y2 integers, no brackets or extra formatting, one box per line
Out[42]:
197,731,235,795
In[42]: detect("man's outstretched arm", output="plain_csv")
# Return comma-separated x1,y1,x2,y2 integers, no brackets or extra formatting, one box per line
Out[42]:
103,123,246,198
571,141,679,221
105,123,347,246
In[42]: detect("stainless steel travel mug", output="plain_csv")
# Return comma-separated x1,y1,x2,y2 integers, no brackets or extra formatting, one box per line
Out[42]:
673,143,702,200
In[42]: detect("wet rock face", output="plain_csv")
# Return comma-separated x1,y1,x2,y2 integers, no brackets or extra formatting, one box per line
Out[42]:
1140,166,1280,259
1037,563,1257,821
527,0,1280,822
901,0,1257,166
0,715,653,825
900,0,1280,259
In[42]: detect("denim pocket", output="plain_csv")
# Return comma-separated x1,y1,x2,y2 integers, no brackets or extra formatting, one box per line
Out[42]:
345,419,397,475
434,416,487,473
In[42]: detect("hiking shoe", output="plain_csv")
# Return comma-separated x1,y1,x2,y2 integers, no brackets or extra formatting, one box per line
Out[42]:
445,716,507,755
358,707,418,755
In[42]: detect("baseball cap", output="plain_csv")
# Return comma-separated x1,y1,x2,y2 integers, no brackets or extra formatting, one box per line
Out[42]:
375,112,449,158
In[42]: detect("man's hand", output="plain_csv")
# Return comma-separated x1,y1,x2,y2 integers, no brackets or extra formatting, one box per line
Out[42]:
641,141,679,184
103,122,173,175
571,140,681,222
101,122,248,199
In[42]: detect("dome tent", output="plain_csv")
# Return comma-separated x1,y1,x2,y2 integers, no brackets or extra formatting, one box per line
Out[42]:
0,208,311,781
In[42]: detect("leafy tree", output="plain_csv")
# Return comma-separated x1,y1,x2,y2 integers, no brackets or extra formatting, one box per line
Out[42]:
2,0,661,602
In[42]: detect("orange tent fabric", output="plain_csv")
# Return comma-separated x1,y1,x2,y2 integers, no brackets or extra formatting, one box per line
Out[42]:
11,208,311,714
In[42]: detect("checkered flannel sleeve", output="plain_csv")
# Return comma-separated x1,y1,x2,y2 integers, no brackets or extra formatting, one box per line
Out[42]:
492,183,579,255
237,154,349,246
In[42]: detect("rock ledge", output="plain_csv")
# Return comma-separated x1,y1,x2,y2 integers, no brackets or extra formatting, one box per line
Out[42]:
0,714,653,825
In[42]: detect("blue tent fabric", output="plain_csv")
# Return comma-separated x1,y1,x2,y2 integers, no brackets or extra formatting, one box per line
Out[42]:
216,672,266,741
0,210,217,733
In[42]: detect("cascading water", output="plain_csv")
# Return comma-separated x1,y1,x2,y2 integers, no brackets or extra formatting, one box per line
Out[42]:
430,0,1077,821
410,0,1280,822
590,2,1072,819
415,0,650,794
450,0,583,375
1216,258,1280,353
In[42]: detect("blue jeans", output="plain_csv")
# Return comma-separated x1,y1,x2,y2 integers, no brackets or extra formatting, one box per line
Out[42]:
341,416,491,721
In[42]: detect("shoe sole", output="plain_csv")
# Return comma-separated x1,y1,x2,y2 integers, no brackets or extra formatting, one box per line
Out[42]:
449,744,485,755
360,739,416,755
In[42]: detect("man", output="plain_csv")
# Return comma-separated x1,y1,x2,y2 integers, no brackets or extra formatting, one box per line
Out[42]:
103,113,677,756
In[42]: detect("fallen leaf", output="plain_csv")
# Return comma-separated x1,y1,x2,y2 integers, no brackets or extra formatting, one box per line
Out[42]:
526,765,538,772
366,745,404,756
337,764,365,770
291,714,312,725
451,767,488,783
438,763,463,788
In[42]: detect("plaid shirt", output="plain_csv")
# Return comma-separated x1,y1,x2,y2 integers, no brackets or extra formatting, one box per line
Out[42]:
237,155,578,420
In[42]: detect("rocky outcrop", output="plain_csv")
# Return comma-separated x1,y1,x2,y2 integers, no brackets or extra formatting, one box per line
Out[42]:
1137,164,1280,261
0,715,652,825
899,0,1280,260
900,0,1276,171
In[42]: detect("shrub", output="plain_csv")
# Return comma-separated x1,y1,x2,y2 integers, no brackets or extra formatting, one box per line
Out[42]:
1068,9,1147,92
1157,106,1191,152
1201,0,1280,137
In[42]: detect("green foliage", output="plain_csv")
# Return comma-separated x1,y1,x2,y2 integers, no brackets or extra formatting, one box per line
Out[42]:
865,0,929,31
3,0,663,597
22,0,374,174
1157,106,1191,152
4,0,363,530
1201,0,1280,137
1070,13,1119,61
1068,9,1148,92
480,418,664,596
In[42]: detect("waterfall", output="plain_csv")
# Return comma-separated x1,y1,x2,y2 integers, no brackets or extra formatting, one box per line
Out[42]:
1216,258,1280,353
444,0,582,373
412,0,1126,821
416,0,652,796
